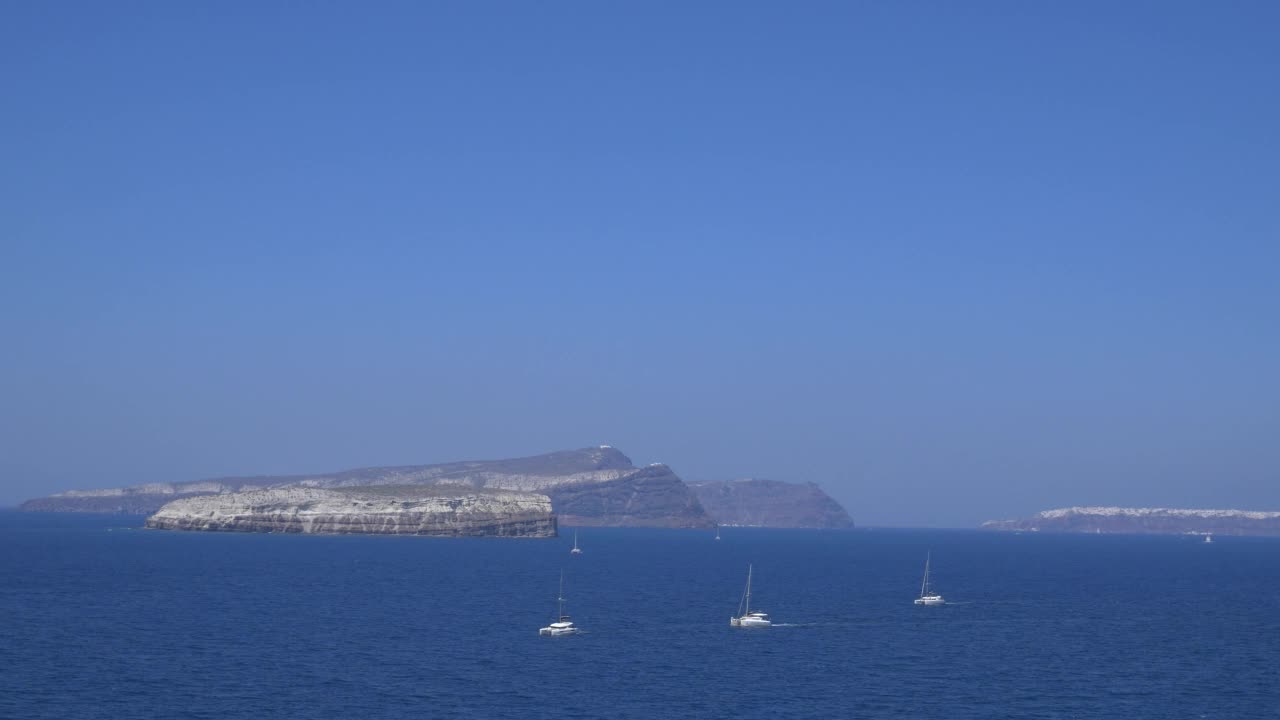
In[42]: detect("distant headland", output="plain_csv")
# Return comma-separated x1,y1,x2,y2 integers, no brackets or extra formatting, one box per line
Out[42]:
689,479,853,529
982,506,1280,536
21,446,854,534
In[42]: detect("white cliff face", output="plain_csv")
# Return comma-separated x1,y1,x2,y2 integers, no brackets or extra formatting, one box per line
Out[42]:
55,488,128,498
145,487,557,537
439,468,636,491
983,506,1280,536
1036,506,1280,520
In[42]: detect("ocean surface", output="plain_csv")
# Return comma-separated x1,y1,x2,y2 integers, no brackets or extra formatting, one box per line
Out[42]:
2,512,1278,719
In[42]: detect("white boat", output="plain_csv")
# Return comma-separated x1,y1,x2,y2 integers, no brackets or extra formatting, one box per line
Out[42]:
714,525,721,541
570,530,583,555
1205,534,1214,544
914,551,945,606
730,564,772,627
539,571,582,636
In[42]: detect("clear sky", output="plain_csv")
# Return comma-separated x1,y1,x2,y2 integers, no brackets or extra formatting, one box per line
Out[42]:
2,1,1278,526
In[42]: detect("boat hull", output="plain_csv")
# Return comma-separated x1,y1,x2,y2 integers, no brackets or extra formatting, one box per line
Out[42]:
914,595,945,606
539,626,581,636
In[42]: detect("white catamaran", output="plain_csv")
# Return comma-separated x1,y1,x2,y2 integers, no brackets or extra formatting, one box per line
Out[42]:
914,551,945,606
539,571,582,636
730,564,772,627
570,530,583,555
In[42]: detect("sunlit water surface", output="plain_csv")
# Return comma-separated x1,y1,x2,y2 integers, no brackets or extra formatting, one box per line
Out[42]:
2,513,1277,718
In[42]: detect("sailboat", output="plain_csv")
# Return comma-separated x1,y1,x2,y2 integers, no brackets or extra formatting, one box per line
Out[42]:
714,525,721,541
1204,534,1214,544
914,551,945,606
570,530,583,555
730,564,772,627
539,571,582,636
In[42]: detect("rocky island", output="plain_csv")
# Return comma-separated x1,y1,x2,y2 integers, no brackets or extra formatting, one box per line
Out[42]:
982,506,1280,536
689,479,853,529
145,486,556,537
25,446,715,529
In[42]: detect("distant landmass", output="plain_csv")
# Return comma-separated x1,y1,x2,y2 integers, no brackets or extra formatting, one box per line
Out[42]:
688,479,853,529
145,486,556,537
22,446,714,529
982,506,1280,536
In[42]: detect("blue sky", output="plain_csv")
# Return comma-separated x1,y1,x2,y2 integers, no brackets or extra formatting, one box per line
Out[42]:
2,1,1277,525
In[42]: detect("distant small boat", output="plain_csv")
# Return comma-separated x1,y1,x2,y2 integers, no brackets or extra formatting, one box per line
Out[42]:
1204,534,1214,544
570,530,583,555
730,564,772,627
539,571,581,636
914,551,945,606
714,525,721,541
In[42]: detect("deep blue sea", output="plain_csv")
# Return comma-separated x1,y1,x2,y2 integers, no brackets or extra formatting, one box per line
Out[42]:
2,512,1278,719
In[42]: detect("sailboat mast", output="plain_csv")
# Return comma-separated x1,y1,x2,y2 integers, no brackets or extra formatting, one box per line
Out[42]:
920,552,930,597
745,564,753,615
558,571,566,619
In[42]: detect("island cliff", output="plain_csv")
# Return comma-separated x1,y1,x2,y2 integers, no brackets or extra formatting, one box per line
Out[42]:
982,506,1280,536
688,479,854,529
27,446,715,529
146,486,557,537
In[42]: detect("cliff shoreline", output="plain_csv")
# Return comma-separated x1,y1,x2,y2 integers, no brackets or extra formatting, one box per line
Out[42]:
983,506,1280,536
145,486,558,538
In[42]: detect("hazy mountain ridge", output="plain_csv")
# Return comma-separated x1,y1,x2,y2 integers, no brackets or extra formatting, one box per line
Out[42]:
688,479,853,529
983,506,1280,535
23,447,715,529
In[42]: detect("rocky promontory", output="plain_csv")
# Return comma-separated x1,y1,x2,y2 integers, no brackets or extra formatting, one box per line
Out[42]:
552,463,712,528
982,506,1280,536
28,446,715,529
145,486,557,537
688,479,854,529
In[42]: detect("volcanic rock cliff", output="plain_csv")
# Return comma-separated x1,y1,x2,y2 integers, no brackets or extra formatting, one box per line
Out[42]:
145,486,557,537
688,479,854,529
982,506,1280,536
28,446,715,529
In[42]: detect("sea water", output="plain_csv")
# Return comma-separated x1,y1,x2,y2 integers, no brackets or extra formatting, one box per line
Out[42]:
1,512,1277,719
